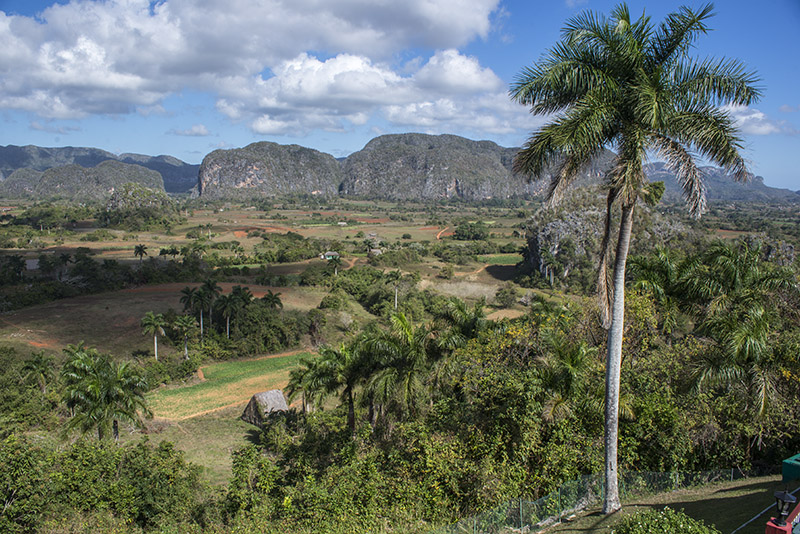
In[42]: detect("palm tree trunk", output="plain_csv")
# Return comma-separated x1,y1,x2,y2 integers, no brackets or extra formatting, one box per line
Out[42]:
184,335,189,359
226,316,230,339
394,286,398,310
113,419,119,442
347,387,355,432
199,310,204,340
603,202,635,514
154,335,158,361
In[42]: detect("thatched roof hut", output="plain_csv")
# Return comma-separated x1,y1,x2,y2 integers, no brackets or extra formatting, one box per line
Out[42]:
241,389,289,427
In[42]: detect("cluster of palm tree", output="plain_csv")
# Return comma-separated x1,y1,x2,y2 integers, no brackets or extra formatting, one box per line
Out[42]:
629,239,798,418
287,297,490,432
179,281,280,343
61,342,151,441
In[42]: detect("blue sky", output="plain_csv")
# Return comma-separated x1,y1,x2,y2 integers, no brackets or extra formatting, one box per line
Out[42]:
0,0,798,190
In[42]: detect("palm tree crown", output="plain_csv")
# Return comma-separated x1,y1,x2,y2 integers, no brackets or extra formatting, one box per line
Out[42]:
61,345,151,441
510,3,759,514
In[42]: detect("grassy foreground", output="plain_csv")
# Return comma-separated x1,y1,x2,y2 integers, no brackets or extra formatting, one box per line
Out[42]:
547,475,787,534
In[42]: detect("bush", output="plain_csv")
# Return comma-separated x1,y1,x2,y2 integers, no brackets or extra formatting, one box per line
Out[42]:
613,508,720,534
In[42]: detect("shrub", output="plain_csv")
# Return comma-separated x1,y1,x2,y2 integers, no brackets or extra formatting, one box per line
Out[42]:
613,508,720,534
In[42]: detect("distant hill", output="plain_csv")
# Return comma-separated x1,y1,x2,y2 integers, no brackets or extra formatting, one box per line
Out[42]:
0,161,164,202
0,145,198,193
647,162,799,203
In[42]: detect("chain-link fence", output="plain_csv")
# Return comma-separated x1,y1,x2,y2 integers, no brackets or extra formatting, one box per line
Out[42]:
432,468,761,534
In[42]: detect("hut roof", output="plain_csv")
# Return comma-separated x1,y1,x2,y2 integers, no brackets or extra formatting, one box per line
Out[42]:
241,389,289,427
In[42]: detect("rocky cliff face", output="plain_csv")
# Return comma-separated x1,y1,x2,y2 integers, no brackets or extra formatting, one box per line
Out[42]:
339,133,531,201
0,160,164,202
197,142,342,200
647,162,798,203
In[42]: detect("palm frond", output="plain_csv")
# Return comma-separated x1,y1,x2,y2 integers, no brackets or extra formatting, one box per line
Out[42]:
649,4,714,67
673,57,762,107
668,107,748,181
651,134,705,217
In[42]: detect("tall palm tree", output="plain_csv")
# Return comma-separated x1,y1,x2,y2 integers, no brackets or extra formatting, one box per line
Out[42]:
173,315,197,359
133,244,148,263
21,351,55,394
194,288,212,341
179,286,203,338
509,3,759,512
327,255,343,276
216,294,238,339
386,270,402,310
140,311,166,361
201,279,222,329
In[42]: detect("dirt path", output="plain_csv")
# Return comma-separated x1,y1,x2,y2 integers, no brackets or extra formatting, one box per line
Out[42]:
436,226,450,240
457,264,488,277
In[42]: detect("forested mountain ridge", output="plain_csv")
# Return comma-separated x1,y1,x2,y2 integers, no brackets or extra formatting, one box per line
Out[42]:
0,144,198,193
1,137,797,203
0,160,164,202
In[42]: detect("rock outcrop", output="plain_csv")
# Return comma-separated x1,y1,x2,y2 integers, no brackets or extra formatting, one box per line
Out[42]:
197,142,342,200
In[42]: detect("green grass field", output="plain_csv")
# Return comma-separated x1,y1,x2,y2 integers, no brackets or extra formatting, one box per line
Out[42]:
147,351,314,419
478,253,523,265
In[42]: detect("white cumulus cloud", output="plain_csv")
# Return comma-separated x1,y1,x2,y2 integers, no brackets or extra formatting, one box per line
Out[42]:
724,105,798,136
0,0,526,139
169,124,210,136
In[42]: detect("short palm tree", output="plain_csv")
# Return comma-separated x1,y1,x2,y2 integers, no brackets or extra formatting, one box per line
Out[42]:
21,351,55,394
365,312,432,420
133,244,148,263
306,342,365,432
62,346,151,441
261,290,283,310
140,311,166,361
510,3,759,512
